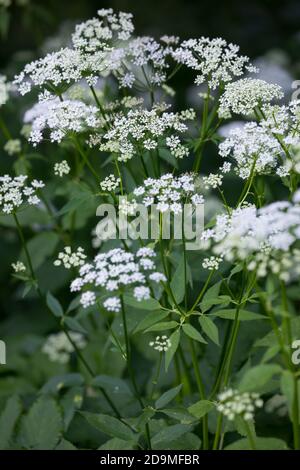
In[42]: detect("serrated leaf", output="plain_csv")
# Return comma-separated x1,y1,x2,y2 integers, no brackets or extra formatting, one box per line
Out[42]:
146,321,179,332
152,424,192,447
199,315,219,345
46,291,64,317
182,324,207,343
64,317,88,334
134,309,170,333
199,281,222,312
80,412,136,442
155,384,182,409
0,395,22,449
123,295,161,310
165,329,181,371
92,375,132,396
159,408,196,424
170,255,190,304
40,373,84,394
212,309,267,321
188,400,215,419
239,364,282,393
19,397,63,450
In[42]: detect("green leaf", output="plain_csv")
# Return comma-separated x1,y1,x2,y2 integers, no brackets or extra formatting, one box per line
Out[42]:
152,424,192,448
80,412,136,442
55,439,77,450
188,400,215,419
40,373,84,394
199,315,220,345
25,232,59,270
145,321,179,332
170,255,190,304
134,309,170,333
159,408,196,424
200,281,222,312
46,291,64,317
92,375,132,396
212,309,267,321
225,437,288,450
0,395,22,449
123,295,161,311
165,329,181,371
19,397,63,450
64,317,88,335
182,324,207,343
239,364,282,393
155,384,182,409
99,438,136,450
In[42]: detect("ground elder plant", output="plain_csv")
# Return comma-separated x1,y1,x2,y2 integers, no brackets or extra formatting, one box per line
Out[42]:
0,7,300,451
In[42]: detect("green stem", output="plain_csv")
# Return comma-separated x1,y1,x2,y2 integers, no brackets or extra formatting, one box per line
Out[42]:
244,420,256,450
189,338,209,449
120,295,152,449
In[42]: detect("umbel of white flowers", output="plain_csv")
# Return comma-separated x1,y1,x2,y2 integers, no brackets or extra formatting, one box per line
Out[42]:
216,388,263,421
55,247,166,311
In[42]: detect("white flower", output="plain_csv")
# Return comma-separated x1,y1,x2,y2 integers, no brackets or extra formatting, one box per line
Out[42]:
54,246,86,269
217,388,263,421
202,256,222,270
96,106,192,162
80,291,96,308
219,122,283,179
0,174,44,214
54,160,70,177
218,78,283,118
132,173,204,213
149,335,171,352
100,174,120,192
28,100,100,146
172,38,257,90
42,331,86,364
11,261,26,273
66,247,164,312
4,139,22,156
202,198,300,281
103,296,121,312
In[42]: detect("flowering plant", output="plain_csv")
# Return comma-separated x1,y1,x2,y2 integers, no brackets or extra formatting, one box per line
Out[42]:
0,7,300,452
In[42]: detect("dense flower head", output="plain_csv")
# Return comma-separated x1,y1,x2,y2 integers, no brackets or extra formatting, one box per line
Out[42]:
172,37,257,89
4,139,22,156
218,78,283,118
66,247,165,311
0,174,44,214
42,331,86,364
132,173,204,213
0,75,10,107
100,174,120,192
54,246,87,269
11,261,26,273
202,194,300,281
92,105,194,162
149,335,171,352
72,9,134,53
219,122,283,179
28,99,100,145
217,388,263,421
54,160,70,177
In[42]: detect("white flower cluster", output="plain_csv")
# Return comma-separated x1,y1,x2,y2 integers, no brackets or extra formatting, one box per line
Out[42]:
100,174,120,192
149,335,171,352
132,173,204,213
54,246,87,269
67,247,166,311
202,256,222,270
95,106,194,162
72,9,134,53
172,38,257,90
4,139,22,156
11,261,26,273
29,100,100,145
42,331,86,364
219,122,283,179
0,75,10,107
202,193,300,281
0,175,44,214
216,388,263,421
218,78,283,118
54,160,70,177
